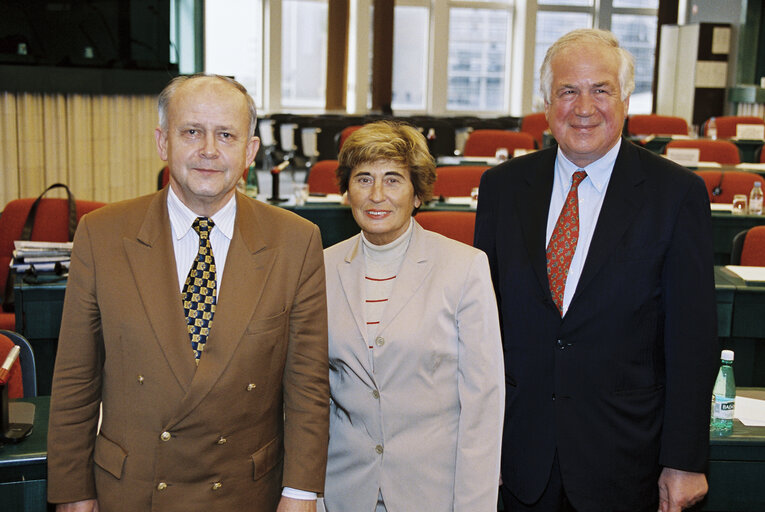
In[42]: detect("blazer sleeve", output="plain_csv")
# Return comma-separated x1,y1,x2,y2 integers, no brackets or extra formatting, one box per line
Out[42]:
659,174,719,472
282,224,330,491
453,250,505,511
47,215,105,503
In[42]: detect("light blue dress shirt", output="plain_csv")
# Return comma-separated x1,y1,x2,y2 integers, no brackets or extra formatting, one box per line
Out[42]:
545,140,621,316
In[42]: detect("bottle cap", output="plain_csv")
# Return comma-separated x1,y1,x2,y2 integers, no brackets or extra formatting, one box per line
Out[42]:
721,349,734,362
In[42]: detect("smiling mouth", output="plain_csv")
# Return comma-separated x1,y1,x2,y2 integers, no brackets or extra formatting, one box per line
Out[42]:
365,210,391,218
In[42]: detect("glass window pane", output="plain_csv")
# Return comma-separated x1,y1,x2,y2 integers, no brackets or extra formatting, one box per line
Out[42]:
613,0,658,8
447,8,508,111
392,6,429,111
204,0,262,105
282,0,328,109
533,11,591,106
612,13,657,114
537,0,593,6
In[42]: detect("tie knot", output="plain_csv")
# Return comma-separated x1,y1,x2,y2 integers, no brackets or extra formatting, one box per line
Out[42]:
192,217,214,240
571,170,587,188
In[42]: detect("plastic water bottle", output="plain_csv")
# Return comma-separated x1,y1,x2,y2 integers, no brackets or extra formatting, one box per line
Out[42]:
710,350,735,436
750,182,763,215
707,117,718,140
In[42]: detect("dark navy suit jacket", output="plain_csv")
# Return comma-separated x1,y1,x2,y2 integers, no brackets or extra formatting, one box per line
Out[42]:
474,139,719,510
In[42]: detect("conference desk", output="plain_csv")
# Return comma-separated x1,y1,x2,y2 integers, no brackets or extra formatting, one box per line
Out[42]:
635,136,764,164
0,393,763,512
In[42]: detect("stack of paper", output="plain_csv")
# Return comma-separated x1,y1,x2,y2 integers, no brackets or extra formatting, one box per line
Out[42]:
11,241,73,272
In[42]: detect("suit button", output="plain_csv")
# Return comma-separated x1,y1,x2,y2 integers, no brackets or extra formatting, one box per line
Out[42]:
375,444,384,454
375,337,385,347
246,383,256,391
372,390,380,399
160,431,171,441
212,482,222,491
217,436,227,445
137,375,144,384
557,339,565,349
157,482,168,491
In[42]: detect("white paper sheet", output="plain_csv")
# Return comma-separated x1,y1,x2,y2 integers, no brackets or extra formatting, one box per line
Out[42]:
725,265,765,282
735,396,765,427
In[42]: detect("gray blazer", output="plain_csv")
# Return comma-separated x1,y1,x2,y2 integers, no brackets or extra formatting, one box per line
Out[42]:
322,220,504,512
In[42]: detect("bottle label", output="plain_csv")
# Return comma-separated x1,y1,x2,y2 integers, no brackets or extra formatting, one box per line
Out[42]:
713,395,735,420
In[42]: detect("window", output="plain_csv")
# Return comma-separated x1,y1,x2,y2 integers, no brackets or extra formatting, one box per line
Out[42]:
392,5,429,111
281,0,329,109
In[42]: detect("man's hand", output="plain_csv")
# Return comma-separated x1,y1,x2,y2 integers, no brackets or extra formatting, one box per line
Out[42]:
658,467,708,512
56,499,100,512
276,496,317,512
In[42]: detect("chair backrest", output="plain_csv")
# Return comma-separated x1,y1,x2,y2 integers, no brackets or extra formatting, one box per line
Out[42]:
627,114,688,136
520,113,548,148
665,139,741,165
415,211,476,246
307,160,341,195
760,145,765,163
433,166,490,198
338,125,363,151
733,226,765,266
0,331,30,398
0,197,106,298
706,116,765,139
463,130,536,157
696,170,762,204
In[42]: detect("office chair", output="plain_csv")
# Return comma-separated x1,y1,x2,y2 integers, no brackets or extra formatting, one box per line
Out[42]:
730,226,765,266
306,160,341,195
0,196,106,330
665,139,741,165
0,330,35,398
415,211,476,246
696,170,762,204
520,113,549,149
463,130,536,157
338,125,363,151
705,116,765,139
432,166,490,198
627,114,688,136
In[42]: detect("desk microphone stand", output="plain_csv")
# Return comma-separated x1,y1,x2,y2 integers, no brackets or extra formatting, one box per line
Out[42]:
0,384,33,443
268,160,290,203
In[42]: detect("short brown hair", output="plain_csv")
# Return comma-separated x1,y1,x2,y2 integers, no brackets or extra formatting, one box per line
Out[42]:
337,121,436,204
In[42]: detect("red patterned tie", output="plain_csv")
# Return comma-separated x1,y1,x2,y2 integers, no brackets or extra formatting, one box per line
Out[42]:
546,170,587,314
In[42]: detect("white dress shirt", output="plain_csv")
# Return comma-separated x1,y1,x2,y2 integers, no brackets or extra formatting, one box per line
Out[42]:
545,140,621,316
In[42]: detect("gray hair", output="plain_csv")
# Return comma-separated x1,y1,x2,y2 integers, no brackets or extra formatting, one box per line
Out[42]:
157,74,258,136
539,29,635,104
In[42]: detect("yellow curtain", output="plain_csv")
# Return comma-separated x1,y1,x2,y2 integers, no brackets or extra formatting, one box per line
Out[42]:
0,92,163,207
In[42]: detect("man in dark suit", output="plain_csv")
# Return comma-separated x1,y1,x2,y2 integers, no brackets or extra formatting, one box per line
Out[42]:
474,29,718,512
47,74,329,512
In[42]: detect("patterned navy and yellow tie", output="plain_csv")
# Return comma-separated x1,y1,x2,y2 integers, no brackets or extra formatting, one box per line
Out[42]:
182,217,217,364
546,170,587,315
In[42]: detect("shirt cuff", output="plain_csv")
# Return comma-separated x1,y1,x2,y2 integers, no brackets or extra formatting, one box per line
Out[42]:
282,487,317,500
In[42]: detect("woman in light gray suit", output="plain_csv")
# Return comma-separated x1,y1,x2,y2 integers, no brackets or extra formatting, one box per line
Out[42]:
321,121,504,512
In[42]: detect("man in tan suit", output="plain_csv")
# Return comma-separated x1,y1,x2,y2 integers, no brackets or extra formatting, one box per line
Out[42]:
47,74,329,512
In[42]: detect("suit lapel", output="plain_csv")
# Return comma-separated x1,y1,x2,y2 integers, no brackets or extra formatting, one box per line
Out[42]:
516,149,557,300
177,194,277,416
337,236,371,348
378,222,432,335
569,140,646,309
124,190,196,391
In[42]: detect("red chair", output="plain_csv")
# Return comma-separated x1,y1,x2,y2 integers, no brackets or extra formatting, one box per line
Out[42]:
665,140,741,165
705,116,765,139
760,145,765,163
520,113,548,149
0,332,25,399
731,226,765,266
463,130,535,157
0,197,106,330
433,166,489,198
627,114,688,136
306,160,341,195
338,125,363,151
696,170,762,204
415,211,476,246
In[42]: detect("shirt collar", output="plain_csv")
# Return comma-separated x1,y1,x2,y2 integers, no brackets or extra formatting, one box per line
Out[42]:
167,187,237,241
556,138,622,193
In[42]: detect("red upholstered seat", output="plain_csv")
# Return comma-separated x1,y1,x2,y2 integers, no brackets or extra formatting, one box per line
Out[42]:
627,114,688,136
705,116,765,139
0,196,106,329
416,211,476,246
307,160,341,195
520,113,548,149
463,130,535,157
0,333,24,398
665,139,741,165
339,126,363,151
740,226,765,266
433,166,489,198
696,170,762,204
